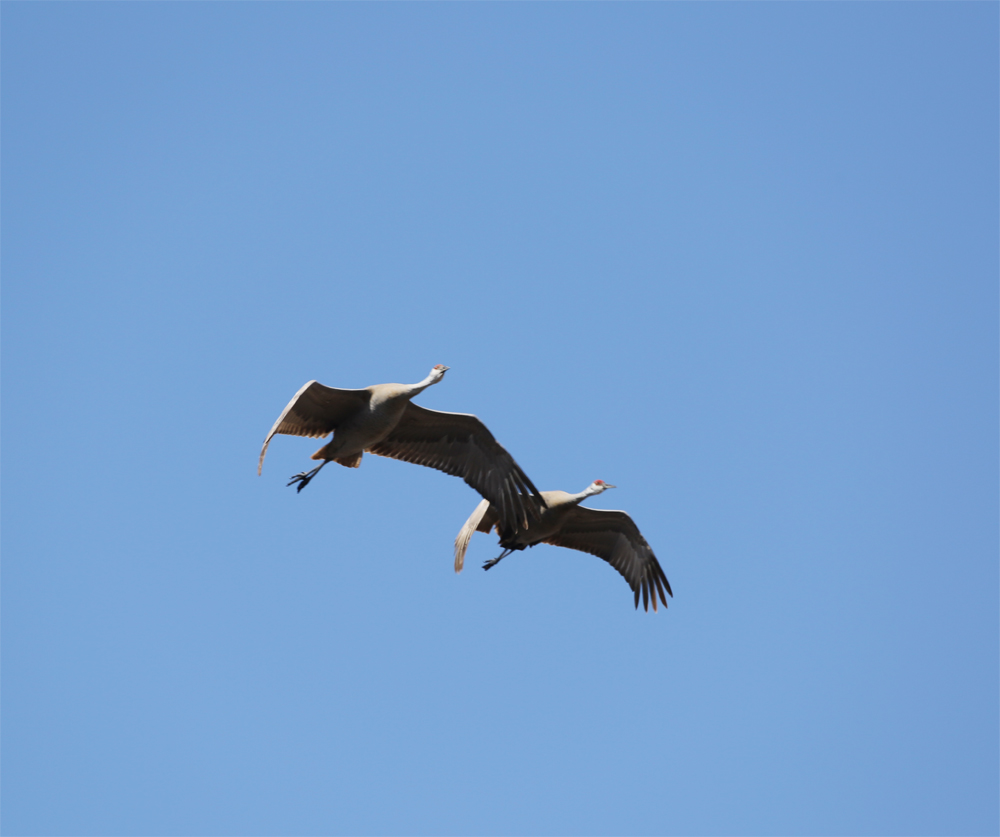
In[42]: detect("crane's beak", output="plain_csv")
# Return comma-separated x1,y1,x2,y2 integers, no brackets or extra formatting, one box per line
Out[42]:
604,483,617,489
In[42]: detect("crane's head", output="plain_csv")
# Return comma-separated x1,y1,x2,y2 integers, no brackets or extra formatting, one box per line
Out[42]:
430,364,450,382
590,479,616,493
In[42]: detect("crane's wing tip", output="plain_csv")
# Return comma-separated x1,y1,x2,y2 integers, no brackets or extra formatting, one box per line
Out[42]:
258,435,276,475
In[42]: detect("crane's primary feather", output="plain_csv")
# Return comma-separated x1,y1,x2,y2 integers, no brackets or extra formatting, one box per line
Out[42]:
543,506,672,612
454,498,499,572
369,403,543,537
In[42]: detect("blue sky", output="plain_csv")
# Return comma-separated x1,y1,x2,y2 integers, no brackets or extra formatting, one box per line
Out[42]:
2,4,997,835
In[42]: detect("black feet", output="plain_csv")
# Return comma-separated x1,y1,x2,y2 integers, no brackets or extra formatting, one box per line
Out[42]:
483,549,513,571
287,466,322,493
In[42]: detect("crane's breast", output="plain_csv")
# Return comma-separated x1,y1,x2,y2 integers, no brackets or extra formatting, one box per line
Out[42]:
349,395,409,446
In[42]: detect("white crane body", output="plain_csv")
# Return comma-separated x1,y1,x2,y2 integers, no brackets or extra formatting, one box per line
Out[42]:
309,383,419,468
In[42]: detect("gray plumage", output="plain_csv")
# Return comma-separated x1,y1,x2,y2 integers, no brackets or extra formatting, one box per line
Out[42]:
454,481,672,612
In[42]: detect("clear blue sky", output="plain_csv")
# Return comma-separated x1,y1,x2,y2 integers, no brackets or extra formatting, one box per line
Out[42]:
3,4,997,835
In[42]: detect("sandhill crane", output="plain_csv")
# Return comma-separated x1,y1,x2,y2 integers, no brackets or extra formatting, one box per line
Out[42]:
259,365,543,534
454,481,672,611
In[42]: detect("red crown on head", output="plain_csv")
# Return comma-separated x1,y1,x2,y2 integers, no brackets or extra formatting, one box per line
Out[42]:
594,479,604,485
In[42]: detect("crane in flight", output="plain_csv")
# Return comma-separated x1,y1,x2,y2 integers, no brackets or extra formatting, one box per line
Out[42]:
259,365,543,534
454,480,672,611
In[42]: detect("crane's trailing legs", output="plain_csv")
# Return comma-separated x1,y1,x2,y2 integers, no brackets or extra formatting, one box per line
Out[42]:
287,461,328,493
483,548,514,571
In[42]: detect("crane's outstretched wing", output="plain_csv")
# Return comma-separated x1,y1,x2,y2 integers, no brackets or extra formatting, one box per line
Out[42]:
453,499,500,573
544,507,672,612
258,381,371,474
368,403,543,535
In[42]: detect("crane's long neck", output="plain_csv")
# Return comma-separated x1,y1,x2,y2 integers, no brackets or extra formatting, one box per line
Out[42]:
567,485,602,505
405,371,442,398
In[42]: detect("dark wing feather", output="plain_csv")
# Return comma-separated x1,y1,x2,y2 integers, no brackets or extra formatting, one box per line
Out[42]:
543,507,672,612
368,403,543,534
258,381,370,474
